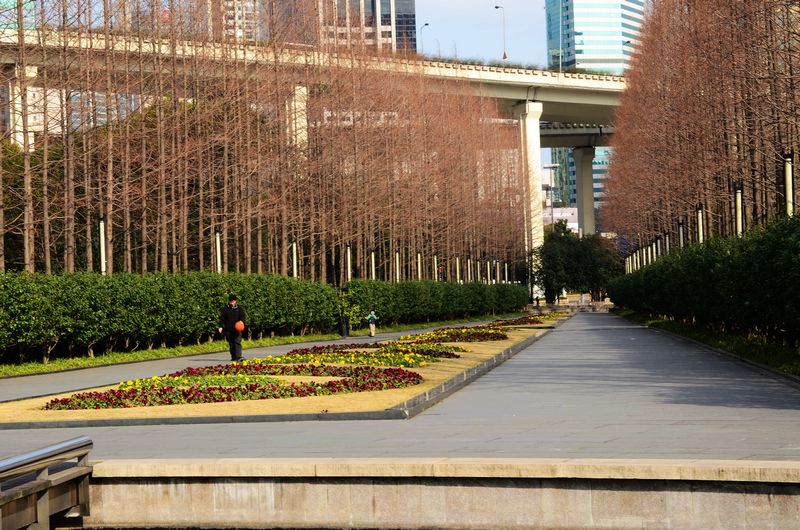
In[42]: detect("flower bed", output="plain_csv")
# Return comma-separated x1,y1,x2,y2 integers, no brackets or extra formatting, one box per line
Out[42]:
43,363,423,410
276,342,465,367
400,325,509,343
492,316,544,326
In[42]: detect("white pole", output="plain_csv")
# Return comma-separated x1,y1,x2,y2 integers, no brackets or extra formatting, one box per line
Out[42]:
346,244,352,282
504,262,509,283
215,229,222,273
735,186,744,237
370,251,376,280
679,222,685,248
697,206,705,244
433,254,438,281
456,256,461,283
416,252,422,281
99,216,107,275
395,251,400,283
292,241,298,278
785,154,794,216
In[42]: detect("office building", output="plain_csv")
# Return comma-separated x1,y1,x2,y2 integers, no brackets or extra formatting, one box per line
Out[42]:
546,0,643,75
317,0,418,52
545,0,644,229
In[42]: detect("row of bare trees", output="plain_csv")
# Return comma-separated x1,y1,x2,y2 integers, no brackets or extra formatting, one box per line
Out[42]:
0,0,527,284
603,0,800,248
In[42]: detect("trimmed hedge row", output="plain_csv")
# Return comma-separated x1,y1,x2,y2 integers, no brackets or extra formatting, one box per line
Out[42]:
0,273,339,362
342,280,528,328
0,274,529,362
608,217,800,346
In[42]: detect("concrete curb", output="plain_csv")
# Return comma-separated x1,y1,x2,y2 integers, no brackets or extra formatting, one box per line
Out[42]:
0,317,571,430
89,457,800,483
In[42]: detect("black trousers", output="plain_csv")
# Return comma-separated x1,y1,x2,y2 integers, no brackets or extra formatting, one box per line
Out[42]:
226,331,243,360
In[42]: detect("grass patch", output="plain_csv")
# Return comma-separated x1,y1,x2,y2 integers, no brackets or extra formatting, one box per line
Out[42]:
615,309,800,377
0,312,528,378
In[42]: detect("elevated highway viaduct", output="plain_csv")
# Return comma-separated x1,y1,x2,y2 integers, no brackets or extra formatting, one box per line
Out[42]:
0,29,624,244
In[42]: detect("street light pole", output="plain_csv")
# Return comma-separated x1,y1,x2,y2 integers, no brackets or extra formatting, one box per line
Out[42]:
544,163,560,228
419,22,429,54
494,6,507,60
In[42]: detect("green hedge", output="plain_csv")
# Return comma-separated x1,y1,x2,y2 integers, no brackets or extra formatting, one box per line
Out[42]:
0,274,529,363
0,272,339,362
608,217,800,346
342,280,528,327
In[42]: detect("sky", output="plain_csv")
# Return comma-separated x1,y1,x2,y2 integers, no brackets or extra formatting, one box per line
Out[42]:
415,0,549,67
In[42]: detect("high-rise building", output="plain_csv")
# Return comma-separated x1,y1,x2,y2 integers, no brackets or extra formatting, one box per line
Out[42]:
546,0,643,75
317,0,418,52
545,0,644,230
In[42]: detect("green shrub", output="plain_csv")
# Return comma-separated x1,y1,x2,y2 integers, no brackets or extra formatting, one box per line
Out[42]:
343,280,528,328
0,273,527,364
0,272,339,363
609,217,800,346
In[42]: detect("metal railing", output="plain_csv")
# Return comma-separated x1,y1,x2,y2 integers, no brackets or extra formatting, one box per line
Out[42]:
0,436,93,530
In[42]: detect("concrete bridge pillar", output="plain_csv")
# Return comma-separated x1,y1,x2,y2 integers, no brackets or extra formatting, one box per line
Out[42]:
1,64,39,148
286,84,308,151
574,146,596,236
516,101,544,250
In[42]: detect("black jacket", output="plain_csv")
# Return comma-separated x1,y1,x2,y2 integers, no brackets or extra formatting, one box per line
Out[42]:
219,304,246,332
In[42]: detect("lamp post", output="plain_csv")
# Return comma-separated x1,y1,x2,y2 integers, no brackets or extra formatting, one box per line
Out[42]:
696,204,705,244
734,181,744,237
419,22,429,54
291,238,298,278
98,215,107,275
785,152,794,217
346,244,352,282
494,5,507,60
214,227,223,273
544,163,559,227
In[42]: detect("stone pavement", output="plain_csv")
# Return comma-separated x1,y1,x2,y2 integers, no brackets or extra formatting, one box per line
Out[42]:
3,313,800,461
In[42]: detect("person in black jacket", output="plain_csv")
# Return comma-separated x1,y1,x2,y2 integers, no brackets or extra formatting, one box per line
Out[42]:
218,294,246,361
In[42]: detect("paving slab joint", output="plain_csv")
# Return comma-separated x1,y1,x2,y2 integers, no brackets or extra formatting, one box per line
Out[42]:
392,315,572,419
641,322,800,392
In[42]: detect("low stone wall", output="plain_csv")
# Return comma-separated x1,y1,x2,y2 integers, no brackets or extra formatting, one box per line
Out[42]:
86,459,800,529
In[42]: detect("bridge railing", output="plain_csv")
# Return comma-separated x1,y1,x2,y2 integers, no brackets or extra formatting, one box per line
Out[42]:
0,436,93,530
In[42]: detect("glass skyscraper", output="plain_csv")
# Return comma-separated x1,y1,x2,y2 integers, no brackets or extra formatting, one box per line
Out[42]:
545,0,645,228
546,0,643,75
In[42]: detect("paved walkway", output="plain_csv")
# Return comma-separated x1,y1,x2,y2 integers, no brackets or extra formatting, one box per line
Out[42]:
3,313,800,461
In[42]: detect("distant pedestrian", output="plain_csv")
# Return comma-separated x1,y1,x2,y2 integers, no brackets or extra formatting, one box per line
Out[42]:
218,294,246,361
366,309,379,337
